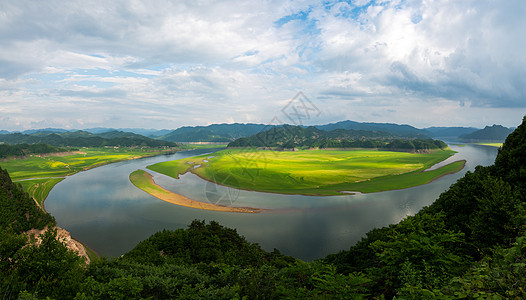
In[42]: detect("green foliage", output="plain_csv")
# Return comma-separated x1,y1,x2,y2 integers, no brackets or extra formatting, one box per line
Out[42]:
77,221,371,299
493,116,526,198
367,213,470,297
423,168,525,258
441,234,526,298
122,220,286,267
0,228,85,300
0,167,54,233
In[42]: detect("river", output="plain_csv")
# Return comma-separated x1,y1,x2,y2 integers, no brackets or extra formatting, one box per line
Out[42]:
45,143,498,261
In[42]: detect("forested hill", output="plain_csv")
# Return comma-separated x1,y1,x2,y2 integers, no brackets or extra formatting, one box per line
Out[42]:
460,124,514,141
316,120,429,138
0,167,54,233
158,123,270,142
0,130,179,148
228,125,447,151
325,115,526,298
0,143,67,158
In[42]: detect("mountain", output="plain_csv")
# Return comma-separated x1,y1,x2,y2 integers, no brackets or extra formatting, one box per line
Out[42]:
315,120,429,138
424,126,479,138
159,123,271,142
228,125,447,151
21,128,71,134
0,131,178,148
158,120,430,142
82,127,116,134
83,128,171,137
460,124,513,141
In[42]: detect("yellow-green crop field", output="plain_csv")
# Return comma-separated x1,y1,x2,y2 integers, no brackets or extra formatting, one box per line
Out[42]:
148,148,465,195
474,142,503,148
0,147,177,205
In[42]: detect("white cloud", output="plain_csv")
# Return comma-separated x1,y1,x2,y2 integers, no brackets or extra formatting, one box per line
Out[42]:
0,0,524,130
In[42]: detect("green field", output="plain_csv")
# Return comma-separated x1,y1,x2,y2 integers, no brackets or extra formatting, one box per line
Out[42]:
148,148,464,195
0,147,178,205
474,142,504,147
18,178,65,207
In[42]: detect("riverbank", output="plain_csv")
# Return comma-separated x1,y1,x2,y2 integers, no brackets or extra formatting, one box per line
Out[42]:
147,148,464,196
129,169,265,213
1,147,181,206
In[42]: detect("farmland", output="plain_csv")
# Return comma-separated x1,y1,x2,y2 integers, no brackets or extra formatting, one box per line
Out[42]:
0,147,178,205
147,148,464,196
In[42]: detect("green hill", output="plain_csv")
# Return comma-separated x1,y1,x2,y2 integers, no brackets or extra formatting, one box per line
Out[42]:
228,125,446,151
460,124,513,141
159,123,270,142
316,120,429,138
0,130,179,148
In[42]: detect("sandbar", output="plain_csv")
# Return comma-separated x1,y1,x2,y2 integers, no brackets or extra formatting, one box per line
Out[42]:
129,169,265,213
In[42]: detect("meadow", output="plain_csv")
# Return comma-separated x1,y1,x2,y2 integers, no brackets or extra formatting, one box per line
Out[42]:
148,148,464,196
0,147,178,206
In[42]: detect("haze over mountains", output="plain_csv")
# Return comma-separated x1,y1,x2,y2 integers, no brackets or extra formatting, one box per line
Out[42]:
0,120,514,144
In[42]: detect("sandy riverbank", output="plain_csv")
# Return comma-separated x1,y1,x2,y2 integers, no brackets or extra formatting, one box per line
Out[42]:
129,169,265,213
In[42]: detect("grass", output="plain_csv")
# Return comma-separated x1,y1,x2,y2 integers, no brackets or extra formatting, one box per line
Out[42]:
148,148,463,196
1,147,179,205
130,169,168,195
18,178,65,207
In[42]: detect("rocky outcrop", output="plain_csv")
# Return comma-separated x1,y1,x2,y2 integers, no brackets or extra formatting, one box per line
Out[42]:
25,226,91,264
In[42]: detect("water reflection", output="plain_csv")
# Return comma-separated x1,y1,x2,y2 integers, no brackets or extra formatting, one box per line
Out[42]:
46,145,498,261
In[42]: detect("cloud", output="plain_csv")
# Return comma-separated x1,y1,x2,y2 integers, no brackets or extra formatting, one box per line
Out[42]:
313,0,526,109
0,0,524,130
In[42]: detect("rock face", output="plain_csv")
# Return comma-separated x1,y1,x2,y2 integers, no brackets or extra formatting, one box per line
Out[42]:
25,226,91,264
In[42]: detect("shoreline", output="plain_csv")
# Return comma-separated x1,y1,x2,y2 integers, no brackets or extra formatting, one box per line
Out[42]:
21,149,181,210
130,169,265,213
185,159,467,197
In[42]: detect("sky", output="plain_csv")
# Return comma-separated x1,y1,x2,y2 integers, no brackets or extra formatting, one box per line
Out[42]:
0,0,525,131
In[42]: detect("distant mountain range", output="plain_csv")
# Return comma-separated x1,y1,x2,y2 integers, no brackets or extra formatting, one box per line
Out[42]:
4,127,171,137
0,130,178,148
459,125,514,142
157,121,434,142
424,127,479,138
316,120,429,138
1,121,514,143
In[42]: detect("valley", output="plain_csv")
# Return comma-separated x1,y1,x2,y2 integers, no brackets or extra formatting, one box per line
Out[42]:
1,147,180,205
